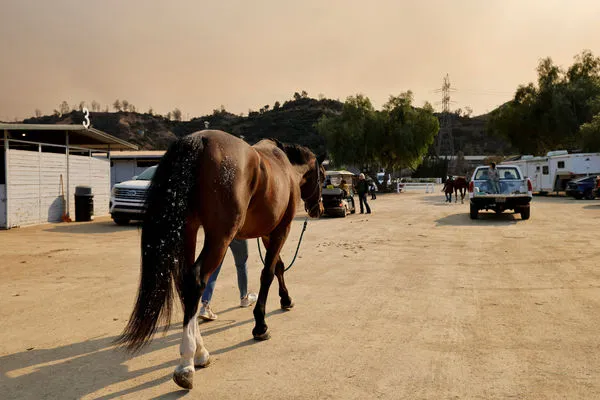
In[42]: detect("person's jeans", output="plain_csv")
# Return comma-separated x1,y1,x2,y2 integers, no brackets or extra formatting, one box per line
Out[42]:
488,180,500,194
201,238,248,304
445,192,452,202
359,193,371,213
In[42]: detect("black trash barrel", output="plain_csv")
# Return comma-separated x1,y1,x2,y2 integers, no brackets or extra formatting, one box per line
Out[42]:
74,186,94,222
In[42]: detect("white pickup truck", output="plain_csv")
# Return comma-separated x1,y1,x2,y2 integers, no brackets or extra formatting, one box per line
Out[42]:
468,165,533,220
109,165,156,225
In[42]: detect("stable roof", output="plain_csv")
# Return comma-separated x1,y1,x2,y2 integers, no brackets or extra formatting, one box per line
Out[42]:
325,170,356,176
110,150,165,159
0,123,137,150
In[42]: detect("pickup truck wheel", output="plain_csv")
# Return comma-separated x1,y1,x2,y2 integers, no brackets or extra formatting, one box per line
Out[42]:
113,217,130,226
520,207,531,220
469,204,478,219
584,190,595,200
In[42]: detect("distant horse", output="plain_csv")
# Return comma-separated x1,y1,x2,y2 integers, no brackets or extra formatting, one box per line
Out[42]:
116,130,325,389
453,176,469,204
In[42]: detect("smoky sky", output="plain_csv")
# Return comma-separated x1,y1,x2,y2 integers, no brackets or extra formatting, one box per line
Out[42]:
1,0,599,121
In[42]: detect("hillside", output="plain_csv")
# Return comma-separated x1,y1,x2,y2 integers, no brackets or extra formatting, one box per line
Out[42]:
448,113,515,155
20,97,512,157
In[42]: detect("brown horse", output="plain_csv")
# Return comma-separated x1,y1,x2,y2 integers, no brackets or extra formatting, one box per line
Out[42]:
453,176,469,204
116,130,325,389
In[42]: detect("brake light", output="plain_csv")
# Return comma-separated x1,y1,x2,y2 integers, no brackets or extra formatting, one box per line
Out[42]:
469,181,474,192
527,178,533,192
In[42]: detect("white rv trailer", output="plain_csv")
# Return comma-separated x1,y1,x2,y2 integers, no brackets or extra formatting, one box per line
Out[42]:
501,150,600,193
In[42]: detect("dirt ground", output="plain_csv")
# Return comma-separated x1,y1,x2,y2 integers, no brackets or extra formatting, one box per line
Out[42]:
1,190,600,399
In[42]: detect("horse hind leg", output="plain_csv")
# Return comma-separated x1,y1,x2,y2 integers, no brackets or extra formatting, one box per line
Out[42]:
173,235,230,390
173,266,204,389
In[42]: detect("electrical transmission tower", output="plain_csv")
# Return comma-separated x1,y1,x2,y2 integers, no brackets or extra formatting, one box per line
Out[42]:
434,74,456,159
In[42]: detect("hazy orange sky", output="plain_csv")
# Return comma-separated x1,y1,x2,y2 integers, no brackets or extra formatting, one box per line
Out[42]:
1,0,599,121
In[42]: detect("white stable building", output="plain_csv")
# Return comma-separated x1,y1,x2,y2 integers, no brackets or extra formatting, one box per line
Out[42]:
1,123,137,229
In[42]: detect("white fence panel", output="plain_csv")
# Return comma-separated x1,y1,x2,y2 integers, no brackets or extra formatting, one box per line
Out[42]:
397,182,435,193
7,149,41,227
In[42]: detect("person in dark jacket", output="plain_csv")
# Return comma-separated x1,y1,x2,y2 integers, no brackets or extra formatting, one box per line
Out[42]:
369,182,377,200
356,173,372,214
442,176,454,202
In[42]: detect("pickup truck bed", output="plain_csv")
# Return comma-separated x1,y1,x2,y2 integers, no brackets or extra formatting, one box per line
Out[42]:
469,165,533,220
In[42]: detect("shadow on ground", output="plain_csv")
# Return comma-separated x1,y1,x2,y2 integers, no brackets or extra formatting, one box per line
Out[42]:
43,220,142,234
435,212,521,226
0,310,285,400
420,194,468,207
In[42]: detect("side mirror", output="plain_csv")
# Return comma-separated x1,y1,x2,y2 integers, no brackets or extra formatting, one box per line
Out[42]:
132,175,138,180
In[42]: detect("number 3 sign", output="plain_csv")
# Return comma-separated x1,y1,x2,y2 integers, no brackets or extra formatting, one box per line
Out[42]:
82,107,91,129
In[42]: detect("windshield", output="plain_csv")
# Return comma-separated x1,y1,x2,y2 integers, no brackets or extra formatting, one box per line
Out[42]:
574,176,595,183
136,165,157,180
474,166,521,180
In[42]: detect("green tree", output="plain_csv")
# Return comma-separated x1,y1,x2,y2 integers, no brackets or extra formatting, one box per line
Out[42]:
489,50,600,154
59,101,70,115
375,93,439,184
316,94,378,169
581,113,600,151
172,108,182,121
317,92,439,185
113,99,122,112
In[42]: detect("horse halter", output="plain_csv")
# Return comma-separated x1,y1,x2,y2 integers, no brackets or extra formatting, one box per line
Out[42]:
304,158,322,215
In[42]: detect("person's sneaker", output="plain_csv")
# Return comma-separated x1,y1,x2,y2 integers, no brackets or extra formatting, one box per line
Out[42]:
240,293,258,307
199,302,217,321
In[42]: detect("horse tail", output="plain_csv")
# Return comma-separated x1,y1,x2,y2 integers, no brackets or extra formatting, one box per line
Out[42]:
115,135,203,353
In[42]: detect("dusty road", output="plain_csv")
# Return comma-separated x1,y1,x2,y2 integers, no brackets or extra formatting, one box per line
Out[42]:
1,191,600,399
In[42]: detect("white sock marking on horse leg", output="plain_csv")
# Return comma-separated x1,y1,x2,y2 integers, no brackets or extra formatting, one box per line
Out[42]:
194,329,210,367
177,312,199,373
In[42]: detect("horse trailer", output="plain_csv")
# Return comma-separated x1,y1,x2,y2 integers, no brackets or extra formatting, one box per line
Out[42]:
501,151,600,193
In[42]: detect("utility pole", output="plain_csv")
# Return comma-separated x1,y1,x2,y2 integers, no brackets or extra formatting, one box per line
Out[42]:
434,74,456,159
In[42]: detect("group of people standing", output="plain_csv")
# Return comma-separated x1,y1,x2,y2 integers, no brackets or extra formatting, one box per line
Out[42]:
325,172,375,214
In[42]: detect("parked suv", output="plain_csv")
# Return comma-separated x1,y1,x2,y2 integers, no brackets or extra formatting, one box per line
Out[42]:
566,175,598,200
109,165,156,225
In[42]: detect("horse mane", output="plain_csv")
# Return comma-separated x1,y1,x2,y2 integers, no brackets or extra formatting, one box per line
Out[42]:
267,138,313,165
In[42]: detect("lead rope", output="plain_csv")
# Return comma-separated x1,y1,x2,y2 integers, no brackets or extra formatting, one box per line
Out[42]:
257,216,309,272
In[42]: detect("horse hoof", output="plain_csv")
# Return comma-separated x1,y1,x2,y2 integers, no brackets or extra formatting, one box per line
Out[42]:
173,369,194,390
194,356,211,369
281,299,295,310
253,330,271,341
